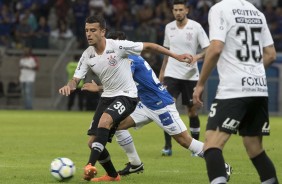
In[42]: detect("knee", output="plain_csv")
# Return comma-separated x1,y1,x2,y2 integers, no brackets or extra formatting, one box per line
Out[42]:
87,140,92,149
245,146,264,158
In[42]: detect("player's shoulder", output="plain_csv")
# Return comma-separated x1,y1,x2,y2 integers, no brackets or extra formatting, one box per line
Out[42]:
188,19,202,28
82,46,95,58
165,20,177,28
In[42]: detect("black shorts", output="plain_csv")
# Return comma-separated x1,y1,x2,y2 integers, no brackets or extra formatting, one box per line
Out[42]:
164,77,196,107
206,97,270,136
88,96,138,142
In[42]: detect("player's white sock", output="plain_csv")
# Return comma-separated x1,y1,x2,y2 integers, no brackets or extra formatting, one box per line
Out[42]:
115,130,142,166
188,138,204,155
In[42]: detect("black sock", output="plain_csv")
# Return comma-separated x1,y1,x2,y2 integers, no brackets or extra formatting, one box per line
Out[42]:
189,116,200,140
88,128,110,165
98,148,118,178
204,148,227,183
251,151,278,183
164,131,172,149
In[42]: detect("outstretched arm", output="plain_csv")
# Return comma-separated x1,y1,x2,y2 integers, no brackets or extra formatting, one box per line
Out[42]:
159,55,168,83
143,42,193,63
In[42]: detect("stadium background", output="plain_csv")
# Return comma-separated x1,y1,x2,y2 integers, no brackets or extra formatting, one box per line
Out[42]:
0,0,281,115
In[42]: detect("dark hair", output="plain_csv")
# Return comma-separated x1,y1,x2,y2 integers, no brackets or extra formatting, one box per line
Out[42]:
172,0,189,7
85,15,106,29
107,31,126,40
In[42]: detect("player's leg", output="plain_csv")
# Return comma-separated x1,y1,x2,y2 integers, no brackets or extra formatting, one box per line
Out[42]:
162,77,181,156
240,97,278,183
115,130,144,175
171,130,203,156
204,130,231,184
243,136,278,183
115,103,151,175
86,96,138,181
203,98,245,183
183,80,200,141
162,131,172,156
84,100,104,181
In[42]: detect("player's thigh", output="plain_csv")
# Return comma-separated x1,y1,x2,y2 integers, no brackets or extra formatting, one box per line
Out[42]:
204,130,231,150
150,103,187,135
181,80,197,106
239,97,270,136
207,98,247,134
105,96,138,125
106,96,138,141
164,77,181,99
130,102,153,130
87,98,112,136
117,116,136,130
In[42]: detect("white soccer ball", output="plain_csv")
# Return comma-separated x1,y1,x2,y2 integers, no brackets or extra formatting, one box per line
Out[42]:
50,157,76,181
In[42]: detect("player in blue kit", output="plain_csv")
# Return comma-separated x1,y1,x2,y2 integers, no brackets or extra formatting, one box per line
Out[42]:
82,31,232,179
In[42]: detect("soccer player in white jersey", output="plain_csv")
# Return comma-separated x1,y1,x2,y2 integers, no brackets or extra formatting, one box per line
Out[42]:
59,15,192,182
82,31,232,180
193,0,279,183
159,0,210,156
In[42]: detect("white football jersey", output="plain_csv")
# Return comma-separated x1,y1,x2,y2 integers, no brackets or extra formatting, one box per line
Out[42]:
209,0,273,99
74,39,142,98
163,19,210,80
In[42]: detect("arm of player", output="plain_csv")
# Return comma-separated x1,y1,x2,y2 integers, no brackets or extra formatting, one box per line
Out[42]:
81,80,103,92
59,77,80,96
142,42,193,63
193,40,223,107
263,44,276,69
159,55,168,84
191,47,208,65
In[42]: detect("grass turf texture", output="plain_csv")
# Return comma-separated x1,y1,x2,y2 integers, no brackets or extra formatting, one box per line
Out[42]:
0,110,281,184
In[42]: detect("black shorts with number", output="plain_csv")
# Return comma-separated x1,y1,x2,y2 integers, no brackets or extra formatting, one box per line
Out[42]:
87,96,138,142
164,77,196,107
207,97,270,136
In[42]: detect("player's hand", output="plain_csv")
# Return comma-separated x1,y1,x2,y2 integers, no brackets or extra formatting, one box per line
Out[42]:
175,54,193,63
193,85,204,108
59,85,74,96
82,80,100,92
190,55,200,66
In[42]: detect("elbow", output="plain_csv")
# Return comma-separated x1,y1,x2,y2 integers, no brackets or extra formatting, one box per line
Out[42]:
271,51,277,62
267,50,277,64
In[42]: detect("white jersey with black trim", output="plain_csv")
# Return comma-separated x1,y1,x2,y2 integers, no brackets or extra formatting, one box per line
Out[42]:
163,19,210,80
209,0,273,99
74,39,141,98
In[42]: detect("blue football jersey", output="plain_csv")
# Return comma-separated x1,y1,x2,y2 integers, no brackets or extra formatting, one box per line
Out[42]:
129,55,174,110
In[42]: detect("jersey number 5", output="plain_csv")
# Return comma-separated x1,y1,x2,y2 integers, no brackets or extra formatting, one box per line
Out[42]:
236,26,262,62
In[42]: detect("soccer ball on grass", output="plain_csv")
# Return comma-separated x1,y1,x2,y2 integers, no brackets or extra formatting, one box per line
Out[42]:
50,157,76,181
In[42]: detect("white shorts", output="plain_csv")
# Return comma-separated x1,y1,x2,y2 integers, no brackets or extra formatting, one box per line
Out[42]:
130,102,187,135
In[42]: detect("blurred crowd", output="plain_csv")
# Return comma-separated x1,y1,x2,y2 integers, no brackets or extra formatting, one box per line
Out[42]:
0,0,282,51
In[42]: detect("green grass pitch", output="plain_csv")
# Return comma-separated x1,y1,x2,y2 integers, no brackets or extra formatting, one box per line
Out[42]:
0,110,281,183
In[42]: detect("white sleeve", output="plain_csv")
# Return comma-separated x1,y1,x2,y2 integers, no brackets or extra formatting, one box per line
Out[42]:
163,25,169,48
73,52,89,79
208,6,228,42
197,24,210,49
117,40,143,56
